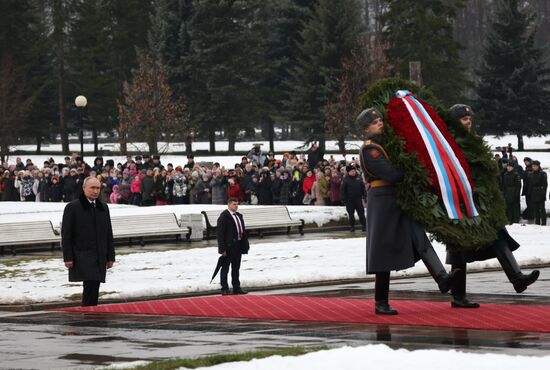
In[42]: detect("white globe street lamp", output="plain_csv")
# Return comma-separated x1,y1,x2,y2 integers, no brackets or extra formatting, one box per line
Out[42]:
75,95,87,160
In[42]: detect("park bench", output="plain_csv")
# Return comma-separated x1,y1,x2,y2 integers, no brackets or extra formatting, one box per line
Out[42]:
110,213,191,246
202,206,304,239
0,220,60,255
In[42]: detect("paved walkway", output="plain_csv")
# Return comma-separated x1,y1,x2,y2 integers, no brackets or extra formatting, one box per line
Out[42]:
0,267,548,370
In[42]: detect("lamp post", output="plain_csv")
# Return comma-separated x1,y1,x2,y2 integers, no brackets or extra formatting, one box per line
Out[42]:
75,95,87,160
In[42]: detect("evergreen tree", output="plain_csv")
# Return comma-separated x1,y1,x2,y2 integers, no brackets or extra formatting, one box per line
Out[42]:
476,0,550,150
187,0,265,153
285,0,365,150
256,0,315,149
380,0,467,104
148,0,195,153
71,0,152,154
0,0,50,158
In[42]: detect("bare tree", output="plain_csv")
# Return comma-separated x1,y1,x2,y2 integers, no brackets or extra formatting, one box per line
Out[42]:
324,35,393,153
117,51,192,155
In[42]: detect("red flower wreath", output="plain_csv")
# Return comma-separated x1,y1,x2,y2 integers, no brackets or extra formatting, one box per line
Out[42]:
385,96,474,198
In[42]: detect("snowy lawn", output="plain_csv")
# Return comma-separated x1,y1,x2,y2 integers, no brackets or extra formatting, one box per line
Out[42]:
0,224,547,305
163,344,550,370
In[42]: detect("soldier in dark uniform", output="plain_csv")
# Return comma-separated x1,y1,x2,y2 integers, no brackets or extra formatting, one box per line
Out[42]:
501,162,522,224
528,160,547,225
522,157,534,220
445,104,540,308
357,108,458,315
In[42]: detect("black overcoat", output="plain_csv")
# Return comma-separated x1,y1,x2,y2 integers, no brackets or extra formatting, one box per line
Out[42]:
360,136,416,273
216,209,250,255
61,194,115,282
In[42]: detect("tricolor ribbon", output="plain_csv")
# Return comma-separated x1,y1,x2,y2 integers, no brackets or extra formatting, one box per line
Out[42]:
396,90,478,220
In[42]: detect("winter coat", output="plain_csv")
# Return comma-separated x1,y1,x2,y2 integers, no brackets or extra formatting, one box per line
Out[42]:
141,175,156,204
109,185,121,204
258,174,273,205
360,136,416,273
172,173,188,198
340,173,365,204
195,179,212,204
227,182,242,201
528,170,548,202
278,177,291,205
501,170,521,204
302,175,315,195
49,182,63,202
62,175,79,201
130,179,141,194
328,176,342,203
61,194,115,282
210,175,227,205
311,181,325,205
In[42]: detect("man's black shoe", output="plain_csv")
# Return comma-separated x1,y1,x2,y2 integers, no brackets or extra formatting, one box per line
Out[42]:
233,288,248,295
350,226,355,232
451,297,480,308
221,289,231,295
375,301,398,315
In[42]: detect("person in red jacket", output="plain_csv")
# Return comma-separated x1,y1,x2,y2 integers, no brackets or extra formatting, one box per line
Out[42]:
227,177,242,201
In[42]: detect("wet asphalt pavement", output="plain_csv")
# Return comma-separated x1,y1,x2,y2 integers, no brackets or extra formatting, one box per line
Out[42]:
1,231,550,369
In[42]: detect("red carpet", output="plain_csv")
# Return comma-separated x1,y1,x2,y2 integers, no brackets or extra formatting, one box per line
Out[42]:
58,295,550,333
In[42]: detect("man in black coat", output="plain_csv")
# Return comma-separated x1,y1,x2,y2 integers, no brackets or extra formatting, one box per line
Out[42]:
340,165,366,232
62,177,115,306
217,197,250,295
357,108,458,315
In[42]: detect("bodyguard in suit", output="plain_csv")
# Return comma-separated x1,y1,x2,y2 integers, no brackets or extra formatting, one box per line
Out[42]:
217,197,250,295
357,108,457,315
62,177,115,306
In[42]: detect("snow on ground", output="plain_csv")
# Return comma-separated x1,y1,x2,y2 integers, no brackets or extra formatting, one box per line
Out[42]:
0,223,546,305
167,344,550,370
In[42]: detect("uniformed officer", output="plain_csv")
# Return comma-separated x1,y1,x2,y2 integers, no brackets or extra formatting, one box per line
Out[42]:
501,162,522,224
357,108,458,315
528,160,547,225
445,104,540,308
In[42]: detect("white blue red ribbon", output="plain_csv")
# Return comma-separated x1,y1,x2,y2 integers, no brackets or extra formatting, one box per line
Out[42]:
396,90,478,220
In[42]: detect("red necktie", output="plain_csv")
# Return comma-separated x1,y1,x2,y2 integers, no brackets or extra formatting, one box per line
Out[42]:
233,213,243,240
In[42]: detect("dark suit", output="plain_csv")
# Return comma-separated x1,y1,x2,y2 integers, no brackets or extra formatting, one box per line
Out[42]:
61,194,115,306
217,209,250,291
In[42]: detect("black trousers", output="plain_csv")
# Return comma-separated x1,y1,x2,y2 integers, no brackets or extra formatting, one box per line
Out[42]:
533,201,546,225
82,280,101,306
346,200,366,228
220,248,242,290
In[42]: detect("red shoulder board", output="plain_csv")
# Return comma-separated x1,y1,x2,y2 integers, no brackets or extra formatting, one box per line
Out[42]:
368,149,380,158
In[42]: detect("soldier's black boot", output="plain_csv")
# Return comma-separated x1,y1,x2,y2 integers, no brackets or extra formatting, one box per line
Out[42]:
450,264,480,308
493,243,540,293
418,241,460,294
374,272,398,315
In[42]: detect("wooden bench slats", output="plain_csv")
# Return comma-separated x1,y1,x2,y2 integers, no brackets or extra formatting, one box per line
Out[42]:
201,207,304,239
0,220,60,254
110,213,191,244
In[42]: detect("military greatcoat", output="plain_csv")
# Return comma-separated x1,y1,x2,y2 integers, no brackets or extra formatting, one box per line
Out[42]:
359,135,416,273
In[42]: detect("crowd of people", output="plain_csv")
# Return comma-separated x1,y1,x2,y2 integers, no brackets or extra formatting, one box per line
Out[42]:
1,142,547,226
0,144,360,209
493,146,548,225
